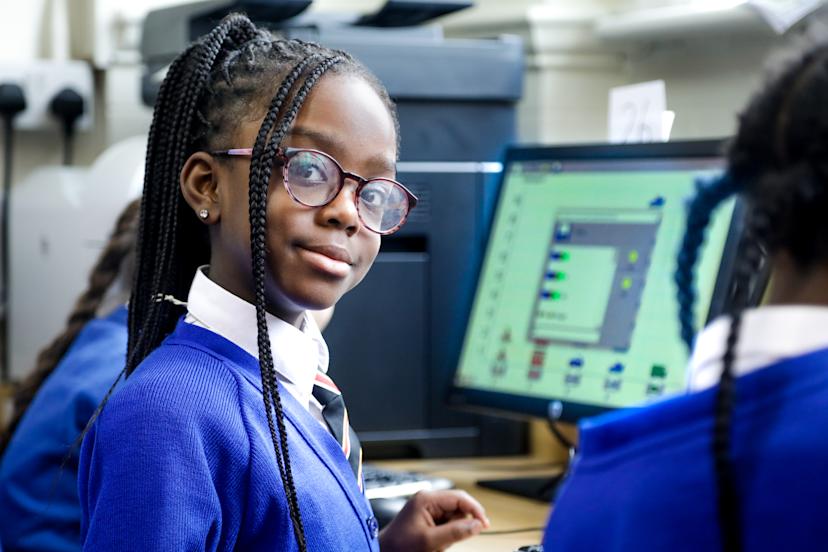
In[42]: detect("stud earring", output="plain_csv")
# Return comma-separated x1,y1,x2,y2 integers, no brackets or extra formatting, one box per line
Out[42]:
198,209,209,220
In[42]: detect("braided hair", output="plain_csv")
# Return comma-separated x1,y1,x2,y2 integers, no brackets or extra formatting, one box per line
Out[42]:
118,14,398,550
0,198,140,455
674,41,828,551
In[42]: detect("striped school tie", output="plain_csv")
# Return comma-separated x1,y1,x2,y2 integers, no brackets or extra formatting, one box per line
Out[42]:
312,371,364,491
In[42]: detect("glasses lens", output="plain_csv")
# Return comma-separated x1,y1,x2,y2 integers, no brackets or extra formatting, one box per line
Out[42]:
357,179,410,234
285,151,339,206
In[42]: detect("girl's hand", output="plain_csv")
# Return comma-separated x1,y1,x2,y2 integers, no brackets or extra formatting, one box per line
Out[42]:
378,489,490,552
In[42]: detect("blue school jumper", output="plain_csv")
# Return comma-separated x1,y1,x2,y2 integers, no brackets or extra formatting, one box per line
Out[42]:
0,306,127,552
543,347,828,551
79,319,378,551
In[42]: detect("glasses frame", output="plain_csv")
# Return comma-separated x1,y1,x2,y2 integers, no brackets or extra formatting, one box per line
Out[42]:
210,147,418,235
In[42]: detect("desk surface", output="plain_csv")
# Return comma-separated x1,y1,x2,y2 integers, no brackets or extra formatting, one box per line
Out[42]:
375,456,561,552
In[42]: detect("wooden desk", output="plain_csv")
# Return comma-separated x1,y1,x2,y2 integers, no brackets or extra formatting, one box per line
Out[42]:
375,456,561,551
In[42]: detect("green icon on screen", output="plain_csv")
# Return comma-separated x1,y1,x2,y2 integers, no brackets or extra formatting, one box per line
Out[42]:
651,365,667,378
540,290,561,300
628,250,639,263
621,277,633,290
647,383,664,395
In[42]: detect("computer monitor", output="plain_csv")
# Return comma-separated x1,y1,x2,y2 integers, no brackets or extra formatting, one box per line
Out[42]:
451,140,742,425
449,140,742,501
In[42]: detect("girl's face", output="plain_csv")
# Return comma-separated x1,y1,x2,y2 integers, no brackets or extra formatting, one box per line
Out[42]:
201,73,397,325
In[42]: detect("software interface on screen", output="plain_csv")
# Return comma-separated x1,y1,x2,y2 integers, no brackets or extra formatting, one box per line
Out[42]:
454,156,736,410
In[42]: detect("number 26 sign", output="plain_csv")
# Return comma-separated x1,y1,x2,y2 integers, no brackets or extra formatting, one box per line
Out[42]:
608,80,671,144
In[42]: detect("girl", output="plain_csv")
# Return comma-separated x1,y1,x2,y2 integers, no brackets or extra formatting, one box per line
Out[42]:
543,39,828,550
1,199,138,551
79,14,488,552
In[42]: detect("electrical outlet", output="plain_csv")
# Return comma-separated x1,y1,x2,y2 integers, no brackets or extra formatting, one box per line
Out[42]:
0,60,94,131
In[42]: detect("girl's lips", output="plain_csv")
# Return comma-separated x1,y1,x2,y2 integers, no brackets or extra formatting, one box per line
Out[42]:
301,244,354,265
297,246,352,278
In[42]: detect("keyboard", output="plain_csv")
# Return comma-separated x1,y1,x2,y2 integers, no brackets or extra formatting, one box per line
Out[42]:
362,464,454,500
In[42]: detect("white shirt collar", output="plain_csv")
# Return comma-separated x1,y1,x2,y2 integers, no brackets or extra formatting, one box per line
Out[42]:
687,305,828,391
184,266,329,408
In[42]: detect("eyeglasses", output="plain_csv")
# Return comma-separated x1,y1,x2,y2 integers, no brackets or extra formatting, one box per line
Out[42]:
211,147,418,235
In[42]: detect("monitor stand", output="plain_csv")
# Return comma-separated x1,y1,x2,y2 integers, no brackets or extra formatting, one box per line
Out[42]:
476,419,573,502
476,474,564,503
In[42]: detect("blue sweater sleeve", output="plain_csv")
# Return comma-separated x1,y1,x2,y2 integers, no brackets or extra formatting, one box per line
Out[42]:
78,347,250,551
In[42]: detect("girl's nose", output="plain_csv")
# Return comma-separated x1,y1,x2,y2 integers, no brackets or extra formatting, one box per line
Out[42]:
317,178,362,235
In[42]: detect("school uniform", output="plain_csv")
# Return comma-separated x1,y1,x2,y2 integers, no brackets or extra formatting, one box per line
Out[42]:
79,268,378,551
0,305,128,552
543,306,828,551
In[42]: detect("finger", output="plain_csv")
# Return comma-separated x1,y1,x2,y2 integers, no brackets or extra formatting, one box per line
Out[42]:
424,490,490,528
425,517,484,550
445,509,469,523
443,490,489,527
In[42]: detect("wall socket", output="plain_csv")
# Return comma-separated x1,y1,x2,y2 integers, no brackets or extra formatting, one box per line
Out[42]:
0,60,94,131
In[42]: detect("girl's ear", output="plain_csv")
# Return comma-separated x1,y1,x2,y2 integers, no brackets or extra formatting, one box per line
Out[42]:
180,151,222,223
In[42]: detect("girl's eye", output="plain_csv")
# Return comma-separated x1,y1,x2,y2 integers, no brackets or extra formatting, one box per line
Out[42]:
360,184,390,209
298,163,327,182
291,154,330,186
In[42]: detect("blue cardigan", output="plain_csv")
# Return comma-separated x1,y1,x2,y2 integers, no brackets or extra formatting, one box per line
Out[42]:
543,347,828,551
79,319,379,551
0,306,127,552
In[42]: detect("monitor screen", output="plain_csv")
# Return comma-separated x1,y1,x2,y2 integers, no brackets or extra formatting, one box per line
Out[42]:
451,141,740,422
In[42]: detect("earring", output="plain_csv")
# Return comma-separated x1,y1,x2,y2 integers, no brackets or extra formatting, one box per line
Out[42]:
198,209,209,220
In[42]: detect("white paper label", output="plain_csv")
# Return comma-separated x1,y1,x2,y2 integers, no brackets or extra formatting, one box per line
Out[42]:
608,80,667,144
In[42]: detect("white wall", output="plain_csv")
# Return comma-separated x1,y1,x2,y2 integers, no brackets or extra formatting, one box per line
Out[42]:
0,0,52,61
622,36,779,140
441,0,796,144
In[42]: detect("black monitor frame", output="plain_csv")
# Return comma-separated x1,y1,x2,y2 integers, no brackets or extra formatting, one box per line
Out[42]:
448,139,746,424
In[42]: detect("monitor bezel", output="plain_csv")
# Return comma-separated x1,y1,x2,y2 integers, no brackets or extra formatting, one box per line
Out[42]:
448,139,745,423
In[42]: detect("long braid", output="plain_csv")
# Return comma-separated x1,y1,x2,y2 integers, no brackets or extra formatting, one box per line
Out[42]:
242,55,322,549
87,18,260,453
675,173,741,350
709,219,756,552
674,171,744,552
128,42,204,363
74,21,267,485
714,305,742,552
0,199,140,454
238,54,331,550
248,56,343,551
127,16,259,375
